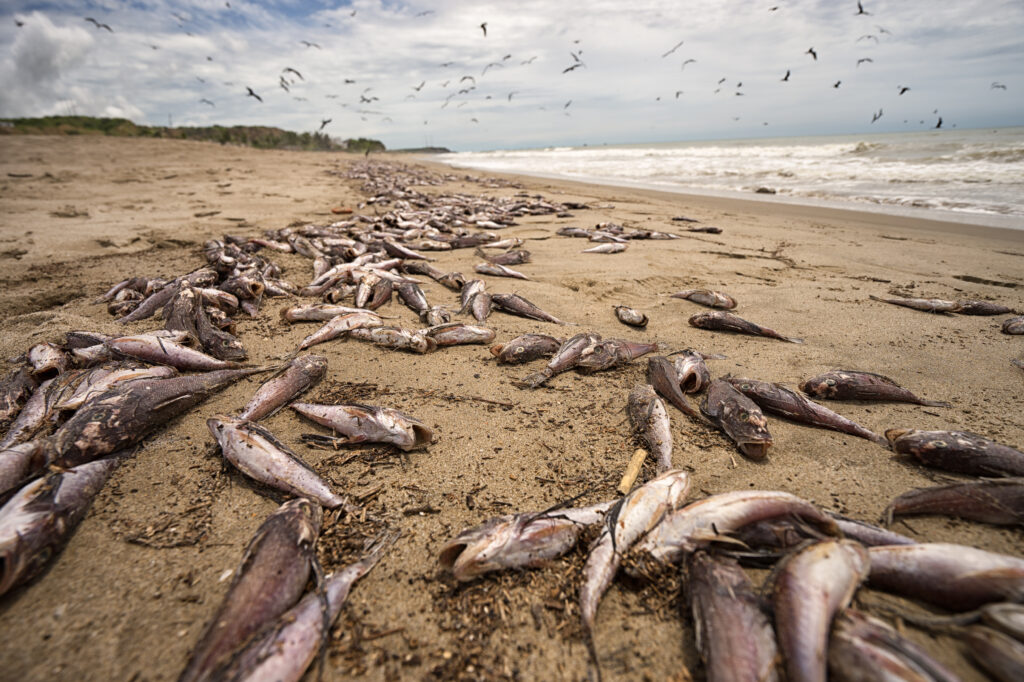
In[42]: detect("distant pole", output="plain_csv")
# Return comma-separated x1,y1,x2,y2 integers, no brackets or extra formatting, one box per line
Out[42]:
168,114,172,127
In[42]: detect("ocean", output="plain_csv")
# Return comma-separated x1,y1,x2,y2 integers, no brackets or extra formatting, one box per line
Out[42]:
436,127,1024,230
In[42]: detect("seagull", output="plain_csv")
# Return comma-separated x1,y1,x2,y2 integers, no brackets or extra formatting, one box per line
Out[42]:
199,99,215,107
833,80,841,88
196,76,206,84
521,56,538,65
857,34,879,42
991,82,1007,90
300,40,320,49
871,108,883,123
661,40,684,58
246,87,263,103
857,58,873,67
681,59,696,70
279,77,290,92
482,62,503,75
769,5,779,10
675,91,684,98
283,67,304,80
806,47,817,60
876,26,891,35
717,77,727,85
564,100,572,108
781,70,790,81
935,117,943,129
460,75,476,84
562,63,584,73
507,91,518,101
15,19,24,27
344,79,356,84
897,85,910,95
856,1,870,16
471,118,479,123
412,81,425,91
502,54,512,61
318,118,331,131
480,22,487,37
84,17,113,32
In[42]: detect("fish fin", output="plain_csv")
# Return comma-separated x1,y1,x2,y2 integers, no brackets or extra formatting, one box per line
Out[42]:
917,399,951,408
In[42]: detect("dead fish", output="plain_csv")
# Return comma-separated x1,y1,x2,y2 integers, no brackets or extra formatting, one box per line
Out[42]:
671,289,737,309
45,366,268,472
491,293,565,324
348,326,436,353
220,275,266,303
363,275,393,311
0,440,48,501
298,312,384,350
0,378,54,451
474,262,530,280
383,239,430,260
219,532,396,682
626,384,674,472
885,478,1024,527
773,540,870,682
107,334,244,371
117,269,218,323
582,243,627,253
576,339,659,373
490,334,561,364
0,366,38,431
423,306,451,326
353,272,381,309
401,261,448,281
396,281,430,317
886,429,1024,477
178,498,322,682
0,456,121,597
28,343,68,378
64,330,113,349
237,355,327,422
517,332,600,387
614,305,648,328
800,370,949,407
827,512,916,547
458,279,486,315
686,552,781,682
725,377,887,447
690,311,803,343
647,356,699,418
868,543,1024,611
870,294,961,314
1003,316,1024,335
963,626,1024,682
479,238,525,250
292,402,432,451
701,379,772,460
477,247,530,265
439,500,614,581
280,304,378,323
470,291,492,322
956,300,1017,316
981,603,1024,643
438,271,466,291
670,349,717,393
630,490,839,572
55,365,179,411
208,416,349,509
422,323,496,346
828,609,961,682
581,470,690,634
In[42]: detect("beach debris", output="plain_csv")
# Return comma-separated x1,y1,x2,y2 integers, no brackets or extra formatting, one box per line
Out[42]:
581,470,690,635
298,312,384,350
421,322,495,346
701,379,773,460
963,626,1024,682
474,262,530,280
885,429,1024,477
646,356,699,418
687,551,781,682
773,540,870,682
218,531,397,682
237,355,327,422
490,333,561,364
627,384,674,472
689,311,803,343
582,243,627,253
1003,316,1024,334
725,377,887,446
491,293,566,324
867,543,1024,611
439,499,614,581
885,478,1024,526
0,456,121,597
869,294,961,314
613,305,648,328
671,289,738,309
292,402,433,451
800,370,949,407
618,448,649,495
829,609,961,682
178,498,322,682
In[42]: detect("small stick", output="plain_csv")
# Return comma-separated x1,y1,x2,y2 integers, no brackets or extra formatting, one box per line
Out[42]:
618,448,648,495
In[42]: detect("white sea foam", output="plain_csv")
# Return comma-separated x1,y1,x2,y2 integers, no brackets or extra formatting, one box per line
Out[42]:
437,128,1024,229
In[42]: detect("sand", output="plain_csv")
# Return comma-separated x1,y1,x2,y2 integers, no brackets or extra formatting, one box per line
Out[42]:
0,134,1022,681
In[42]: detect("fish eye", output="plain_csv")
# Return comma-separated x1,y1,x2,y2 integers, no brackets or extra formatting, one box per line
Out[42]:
741,383,751,390
825,379,836,386
739,410,749,420
930,440,947,448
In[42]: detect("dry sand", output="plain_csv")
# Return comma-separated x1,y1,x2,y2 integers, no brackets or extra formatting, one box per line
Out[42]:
0,134,1022,681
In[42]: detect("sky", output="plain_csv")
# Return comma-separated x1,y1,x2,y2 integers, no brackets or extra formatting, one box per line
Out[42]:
1,0,1022,151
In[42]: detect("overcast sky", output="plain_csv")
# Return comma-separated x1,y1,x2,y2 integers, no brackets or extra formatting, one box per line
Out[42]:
1,0,1022,151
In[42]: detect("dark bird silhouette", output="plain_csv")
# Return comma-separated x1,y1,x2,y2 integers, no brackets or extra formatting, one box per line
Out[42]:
834,80,841,88
717,77,727,85
300,40,320,49
781,70,790,81
521,56,538,65
562,63,584,73
84,17,113,32
675,90,684,98
857,34,879,42
897,85,910,95
570,50,582,63
440,61,454,67
935,116,943,129
283,67,303,80
681,59,696,69
246,87,263,103
661,40,684,58
344,78,356,84
196,76,206,84
279,76,290,92
871,108,883,123
564,100,572,108
507,91,518,101
199,98,215,107
471,118,479,123
876,25,891,35
482,62,503,75
502,54,512,61
15,19,24,27
857,58,873,67
416,10,434,17
856,1,870,16
480,22,487,37
991,82,1007,90
318,118,331,131
412,81,425,91
806,47,817,60
460,76,476,84
769,6,779,11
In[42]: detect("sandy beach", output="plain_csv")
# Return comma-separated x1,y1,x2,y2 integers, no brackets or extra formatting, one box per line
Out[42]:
1,134,1022,681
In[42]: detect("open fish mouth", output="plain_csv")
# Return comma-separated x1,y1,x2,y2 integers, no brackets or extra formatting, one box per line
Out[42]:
739,441,771,460
884,428,912,442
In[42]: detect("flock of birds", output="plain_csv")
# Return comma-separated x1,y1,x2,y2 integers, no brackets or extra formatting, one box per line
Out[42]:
9,1,1011,137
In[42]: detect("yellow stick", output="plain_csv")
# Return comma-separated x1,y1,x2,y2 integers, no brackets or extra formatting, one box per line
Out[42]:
617,448,648,495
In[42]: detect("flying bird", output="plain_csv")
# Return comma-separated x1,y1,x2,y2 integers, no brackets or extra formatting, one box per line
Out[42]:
857,34,879,42
856,1,870,15
300,40,320,49
199,99,215,107
471,118,479,123
876,26,891,35
279,77,290,92
935,116,943,129
416,10,434,17
991,82,1007,90
507,91,518,101
84,17,113,32
857,58,873,67
344,79,356,84
460,75,476,84
521,56,538,65
717,77,727,85
480,22,487,36
482,62,503,75
564,100,572,109
897,85,910,95
871,108,883,123
412,81,425,91
318,118,331,131
562,63,584,73
246,87,263,103
15,19,24,27
440,62,454,67
661,40,684,58
833,80,841,88
196,76,206,84
675,90,684,98
681,59,696,70
502,54,512,61
781,70,790,81
283,67,303,80
806,47,817,60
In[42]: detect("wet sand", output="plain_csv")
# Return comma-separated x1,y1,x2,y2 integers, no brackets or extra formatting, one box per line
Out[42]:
0,134,1022,681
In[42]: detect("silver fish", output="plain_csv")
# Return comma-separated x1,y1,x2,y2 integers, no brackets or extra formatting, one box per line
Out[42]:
963,626,1024,682
28,342,68,377
55,365,179,411
670,349,716,393
582,243,627,253
298,312,384,350
690,311,803,343
474,262,530,280
869,294,961,314
490,334,561,364
280,303,379,323
885,429,1024,477
107,334,244,371
885,478,1024,527
458,279,486,315
421,323,496,346
671,289,737,309
613,305,648,328
627,384,673,472
423,305,451,326
491,293,565,324
1003,316,1024,335
292,402,432,451
347,326,436,353
237,355,327,422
